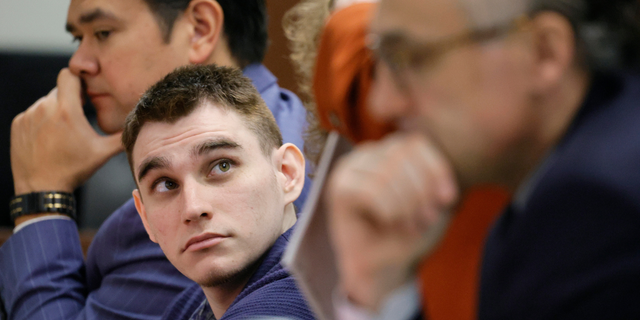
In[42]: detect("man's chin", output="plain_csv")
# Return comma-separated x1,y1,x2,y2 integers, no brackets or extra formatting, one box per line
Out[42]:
197,255,263,288
199,269,246,288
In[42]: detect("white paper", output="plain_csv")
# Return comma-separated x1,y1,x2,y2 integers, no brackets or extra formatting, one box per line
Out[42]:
283,131,352,320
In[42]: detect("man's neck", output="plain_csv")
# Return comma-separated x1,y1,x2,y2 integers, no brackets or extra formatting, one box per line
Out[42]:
506,68,592,191
282,203,298,234
201,205,298,318
204,35,241,69
201,266,257,319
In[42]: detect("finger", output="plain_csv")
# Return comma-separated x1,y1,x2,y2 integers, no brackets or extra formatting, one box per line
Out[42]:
401,139,455,231
10,112,25,137
413,208,452,261
97,132,124,159
56,68,84,115
331,139,431,234
375,135,451,232
42,87,58,108
340,141,417,227
411,134,458,205
394,143,442,228
24,95,50,118
34,95,49,108
28,88,57,113
373,136,432,225
379,166,420,227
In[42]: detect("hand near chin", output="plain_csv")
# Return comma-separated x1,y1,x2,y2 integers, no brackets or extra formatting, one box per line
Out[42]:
11,68,123,197
326,133,458,311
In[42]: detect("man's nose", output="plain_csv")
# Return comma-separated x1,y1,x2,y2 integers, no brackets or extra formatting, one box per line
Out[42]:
368,62,412,124
68,40,99,76
180,180,213,224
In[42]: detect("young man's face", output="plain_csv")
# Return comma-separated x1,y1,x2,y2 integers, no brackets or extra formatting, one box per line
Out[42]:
131,103,295,287
66,0,191,133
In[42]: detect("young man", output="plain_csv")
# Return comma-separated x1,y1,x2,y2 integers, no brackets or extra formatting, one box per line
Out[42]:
326,0,640,318
124,64,313,320
1,0,310,319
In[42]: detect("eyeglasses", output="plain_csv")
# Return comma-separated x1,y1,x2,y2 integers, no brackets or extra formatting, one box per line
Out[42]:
368,15,531,85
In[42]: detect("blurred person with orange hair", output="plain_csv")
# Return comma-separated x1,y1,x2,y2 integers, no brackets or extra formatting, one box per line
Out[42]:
284,1,508,320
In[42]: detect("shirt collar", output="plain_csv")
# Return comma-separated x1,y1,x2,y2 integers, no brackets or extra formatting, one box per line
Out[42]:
189,300,216,320
243,63,277,94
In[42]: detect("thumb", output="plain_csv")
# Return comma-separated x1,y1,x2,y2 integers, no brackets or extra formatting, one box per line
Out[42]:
56,68,84,116
96,131,124,159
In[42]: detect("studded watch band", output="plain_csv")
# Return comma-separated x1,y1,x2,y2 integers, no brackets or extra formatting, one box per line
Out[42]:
10,191,76,222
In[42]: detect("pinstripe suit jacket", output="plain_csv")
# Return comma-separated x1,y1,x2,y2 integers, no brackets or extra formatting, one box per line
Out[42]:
0,64,310,320
479,72,640,319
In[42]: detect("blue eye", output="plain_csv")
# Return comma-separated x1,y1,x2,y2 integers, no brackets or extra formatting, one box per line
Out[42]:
154,180,178,193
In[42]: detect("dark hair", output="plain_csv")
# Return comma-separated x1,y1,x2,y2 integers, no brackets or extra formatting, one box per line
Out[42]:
123,64,283,172
530,0,640,71
142,0,268,66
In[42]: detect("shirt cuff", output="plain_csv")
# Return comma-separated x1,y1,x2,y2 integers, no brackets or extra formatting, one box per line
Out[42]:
333,280,421,320
13,215,72,234
377,280,421,320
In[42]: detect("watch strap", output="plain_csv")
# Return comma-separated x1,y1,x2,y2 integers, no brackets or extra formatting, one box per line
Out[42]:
10,191,76,222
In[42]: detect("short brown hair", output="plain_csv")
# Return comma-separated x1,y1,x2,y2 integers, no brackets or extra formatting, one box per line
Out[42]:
122,64,283,173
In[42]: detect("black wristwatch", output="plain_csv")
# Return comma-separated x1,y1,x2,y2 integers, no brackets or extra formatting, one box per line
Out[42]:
10,191,76,222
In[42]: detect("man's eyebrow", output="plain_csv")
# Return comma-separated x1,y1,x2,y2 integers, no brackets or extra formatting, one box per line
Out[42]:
66,8,119,33
137,156,171,183
192,139,241,157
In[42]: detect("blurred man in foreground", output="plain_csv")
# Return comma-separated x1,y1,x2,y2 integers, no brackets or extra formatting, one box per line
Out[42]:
284,1,508,319
125,64,313,320
327,0,640,318
1,0,309,319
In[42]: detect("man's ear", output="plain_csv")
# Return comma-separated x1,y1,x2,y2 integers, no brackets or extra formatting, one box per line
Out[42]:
274,143,306,205
529,11,576,92
133,189,158,243
183,0,224,64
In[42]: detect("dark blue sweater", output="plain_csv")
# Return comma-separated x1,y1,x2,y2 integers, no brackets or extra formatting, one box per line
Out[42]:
161,226,315,320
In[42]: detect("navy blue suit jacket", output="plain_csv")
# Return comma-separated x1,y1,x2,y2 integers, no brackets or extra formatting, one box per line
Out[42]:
479,72,640,319
0,64,310,320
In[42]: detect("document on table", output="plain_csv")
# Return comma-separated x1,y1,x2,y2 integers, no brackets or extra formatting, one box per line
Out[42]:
282,131,352,320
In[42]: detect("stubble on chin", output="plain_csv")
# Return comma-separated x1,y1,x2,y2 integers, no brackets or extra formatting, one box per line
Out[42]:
199,252,265,288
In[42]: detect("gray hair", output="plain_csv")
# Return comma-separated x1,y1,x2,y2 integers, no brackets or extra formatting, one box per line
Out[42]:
458,0,640,71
